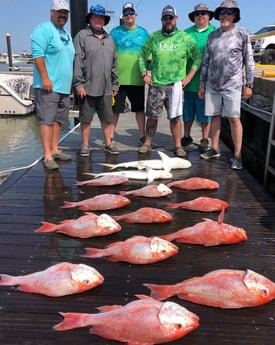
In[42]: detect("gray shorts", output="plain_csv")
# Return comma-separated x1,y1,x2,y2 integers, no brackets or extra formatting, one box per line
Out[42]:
205,90,242,117
79,94,113,123
34,89,70,125
146,85,181,121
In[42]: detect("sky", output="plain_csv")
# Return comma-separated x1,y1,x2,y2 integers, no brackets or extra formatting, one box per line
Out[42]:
0,0,274,54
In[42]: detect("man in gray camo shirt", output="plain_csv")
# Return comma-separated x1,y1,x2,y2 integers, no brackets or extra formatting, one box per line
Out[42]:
198,0,255,170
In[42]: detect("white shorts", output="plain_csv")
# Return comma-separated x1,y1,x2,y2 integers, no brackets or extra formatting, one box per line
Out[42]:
204,90,241,118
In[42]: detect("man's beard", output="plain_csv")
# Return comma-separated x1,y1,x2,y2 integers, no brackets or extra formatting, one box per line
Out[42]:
162,23,176,35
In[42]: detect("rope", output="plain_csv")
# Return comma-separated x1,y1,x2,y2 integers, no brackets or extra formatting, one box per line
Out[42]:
0,122,80,176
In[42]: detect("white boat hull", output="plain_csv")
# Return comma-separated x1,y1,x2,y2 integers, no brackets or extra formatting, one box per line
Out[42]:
0,73,34,115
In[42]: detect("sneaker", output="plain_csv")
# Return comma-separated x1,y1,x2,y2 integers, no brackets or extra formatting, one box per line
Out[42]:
80,145,90,157
200,148,220,159
53,150,71,161
138,144,151,154
174,146,186,157
43,158,59,170
231,156,243,170
199,139,209,153
181,136,193,147
104,142,119,155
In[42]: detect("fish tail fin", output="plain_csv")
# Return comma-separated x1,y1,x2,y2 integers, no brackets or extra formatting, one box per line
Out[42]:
75,180,87,186
60,201,76,208
143,283,173,301
83,173,99,177
97,163,116,170
53,312,92,331
111,215,122,221
34,222,57,233
118,191,128,196
159,233,175,242
166,203,179,209
166,181,173,187
81,248,104,258
0,274,16,286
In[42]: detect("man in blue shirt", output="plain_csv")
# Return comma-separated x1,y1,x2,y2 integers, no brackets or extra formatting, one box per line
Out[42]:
31,0,75,170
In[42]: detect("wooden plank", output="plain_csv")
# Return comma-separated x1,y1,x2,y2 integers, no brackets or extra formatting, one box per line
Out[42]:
0,149,274,345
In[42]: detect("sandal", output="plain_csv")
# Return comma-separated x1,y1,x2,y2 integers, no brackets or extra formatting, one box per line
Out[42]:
174,146,186,157
138,144,151,154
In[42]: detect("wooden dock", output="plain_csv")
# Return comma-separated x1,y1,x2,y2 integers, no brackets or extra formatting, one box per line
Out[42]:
0,116,274,345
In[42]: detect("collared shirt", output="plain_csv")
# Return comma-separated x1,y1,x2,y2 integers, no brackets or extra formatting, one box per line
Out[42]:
73,27,119,96
31,21,75,94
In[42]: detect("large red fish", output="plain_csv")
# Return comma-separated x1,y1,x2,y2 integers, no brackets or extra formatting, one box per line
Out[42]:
161,208,247,246
76,175,128,186
82,235,178,264
167,177,219,190
144,269,275,308
119,183,172,198
53,295,199,344
167,196,229,212
61,194,131,211
34,212,121,238
0,262,104,297
112,207,173,223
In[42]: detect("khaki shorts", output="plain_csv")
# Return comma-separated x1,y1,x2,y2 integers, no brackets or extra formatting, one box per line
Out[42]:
204,90,242,117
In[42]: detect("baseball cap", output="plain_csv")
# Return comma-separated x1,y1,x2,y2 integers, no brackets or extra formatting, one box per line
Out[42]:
51,0,70,12
162,5,177,18
122,2,136,13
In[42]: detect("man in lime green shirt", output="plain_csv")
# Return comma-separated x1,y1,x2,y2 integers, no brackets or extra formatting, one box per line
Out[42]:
110,2,149,146
138,5,202,157
181,3,216,153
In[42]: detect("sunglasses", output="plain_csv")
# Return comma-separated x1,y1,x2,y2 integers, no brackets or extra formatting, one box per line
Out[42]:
60,32,70,44
220,9,235,15
162,15,174,21
194,11,208,16
123,10,135,16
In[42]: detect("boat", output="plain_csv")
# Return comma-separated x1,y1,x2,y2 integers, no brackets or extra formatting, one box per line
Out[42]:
0,72,34,115
5,56,33,65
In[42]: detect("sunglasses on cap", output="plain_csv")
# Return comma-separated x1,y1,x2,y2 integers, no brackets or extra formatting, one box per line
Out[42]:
220,9,235,15
162,15,174,21
123,10,135,16
194,11,208,16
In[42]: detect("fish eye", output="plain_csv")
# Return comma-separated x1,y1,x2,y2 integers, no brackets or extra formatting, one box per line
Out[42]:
84,279,91,284
262,288,268,296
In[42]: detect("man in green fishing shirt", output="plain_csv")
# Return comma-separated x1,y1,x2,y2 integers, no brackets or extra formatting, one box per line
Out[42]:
138,5,202,157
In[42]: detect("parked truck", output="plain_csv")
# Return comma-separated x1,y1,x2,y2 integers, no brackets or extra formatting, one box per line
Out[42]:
250,24,275,64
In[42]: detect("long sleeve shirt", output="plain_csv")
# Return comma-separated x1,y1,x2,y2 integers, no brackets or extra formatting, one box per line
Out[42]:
73,27,119,97
139,28,202,87
200,26,255,93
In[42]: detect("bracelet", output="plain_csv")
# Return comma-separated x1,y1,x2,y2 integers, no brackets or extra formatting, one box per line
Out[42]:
245,84,253,89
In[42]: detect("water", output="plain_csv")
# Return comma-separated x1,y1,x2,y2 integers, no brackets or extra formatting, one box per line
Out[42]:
0,115,74,174
0,63,74,174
